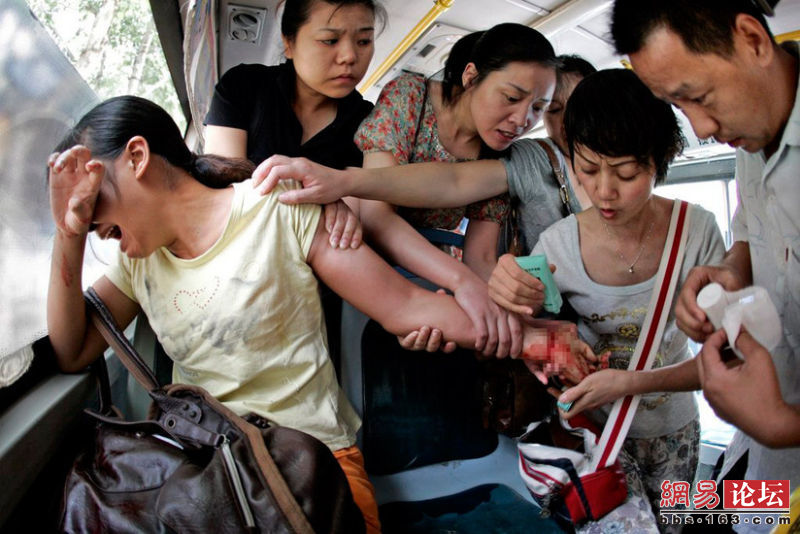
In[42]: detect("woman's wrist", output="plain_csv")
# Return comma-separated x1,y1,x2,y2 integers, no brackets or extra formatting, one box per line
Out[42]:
55,227,89,247
347,166,379,199
338,166,358,198
450,262,484,293
625,369,649,396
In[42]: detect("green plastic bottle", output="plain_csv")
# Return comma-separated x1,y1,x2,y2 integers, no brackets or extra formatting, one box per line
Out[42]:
514,254,563,315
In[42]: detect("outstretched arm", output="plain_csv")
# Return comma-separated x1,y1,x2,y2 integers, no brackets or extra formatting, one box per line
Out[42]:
356,195,513,354
308,217,537,358
252,155,510,208
307,216,477,346
557,357,700,419
203,127,362,248
47,147,141,372
359,151,514,355
462,220,501,282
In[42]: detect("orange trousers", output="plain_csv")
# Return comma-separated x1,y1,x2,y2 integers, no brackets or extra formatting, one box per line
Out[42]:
334,446,381,534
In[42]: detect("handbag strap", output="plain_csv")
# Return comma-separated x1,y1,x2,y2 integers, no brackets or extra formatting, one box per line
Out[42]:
85,287,160,391
410,77,430,160
591,199,692,471
534,139,572,217
505,200,525,256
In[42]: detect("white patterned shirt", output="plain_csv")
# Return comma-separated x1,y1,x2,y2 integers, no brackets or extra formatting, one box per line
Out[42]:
729,42,800,530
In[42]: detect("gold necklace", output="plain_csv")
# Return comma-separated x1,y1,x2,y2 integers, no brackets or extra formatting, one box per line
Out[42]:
603,218,656,274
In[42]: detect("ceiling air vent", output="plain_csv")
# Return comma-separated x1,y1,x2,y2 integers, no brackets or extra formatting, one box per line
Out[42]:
227,4,267,44
401,23,469,78
417,44,437,58
363,22,469,102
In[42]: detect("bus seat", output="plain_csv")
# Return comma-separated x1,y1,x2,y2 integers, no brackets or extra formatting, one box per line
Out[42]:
359,319,497,473
339,226,562,531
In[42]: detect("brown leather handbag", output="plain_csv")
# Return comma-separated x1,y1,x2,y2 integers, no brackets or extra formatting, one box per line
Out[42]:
60,288,365,533
480,358,553,437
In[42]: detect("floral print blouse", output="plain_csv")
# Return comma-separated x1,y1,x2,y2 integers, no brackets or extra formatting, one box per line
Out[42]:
355,72,509,230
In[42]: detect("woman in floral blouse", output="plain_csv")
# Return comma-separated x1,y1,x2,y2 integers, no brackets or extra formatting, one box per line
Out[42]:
354,24,559,352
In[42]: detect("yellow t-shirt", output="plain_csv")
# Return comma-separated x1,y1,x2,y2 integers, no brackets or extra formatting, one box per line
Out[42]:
106,180,360,451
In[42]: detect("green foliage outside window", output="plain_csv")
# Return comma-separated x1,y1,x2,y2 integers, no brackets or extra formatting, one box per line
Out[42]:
28,0,186,132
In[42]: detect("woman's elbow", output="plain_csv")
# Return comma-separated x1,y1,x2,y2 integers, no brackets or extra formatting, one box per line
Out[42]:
377,313,414,338
51,342,101,374
53,354,88,374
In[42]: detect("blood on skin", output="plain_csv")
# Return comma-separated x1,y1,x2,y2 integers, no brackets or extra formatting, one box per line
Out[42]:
60,252,74,288
520,321,609,385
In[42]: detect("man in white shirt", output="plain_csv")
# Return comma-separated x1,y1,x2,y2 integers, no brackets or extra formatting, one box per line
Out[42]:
610,1,800,530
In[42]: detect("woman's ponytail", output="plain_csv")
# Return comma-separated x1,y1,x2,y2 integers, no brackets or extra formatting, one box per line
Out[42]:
441,31,484,105
190,154,255,188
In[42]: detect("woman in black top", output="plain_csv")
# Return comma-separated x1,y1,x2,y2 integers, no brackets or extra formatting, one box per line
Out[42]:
204,0,378,172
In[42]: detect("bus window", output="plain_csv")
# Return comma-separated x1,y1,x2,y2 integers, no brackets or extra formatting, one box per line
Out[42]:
0,0,99,365
657,176,738,248
1,0,181,371
27,0,186,132
656,176,739,451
